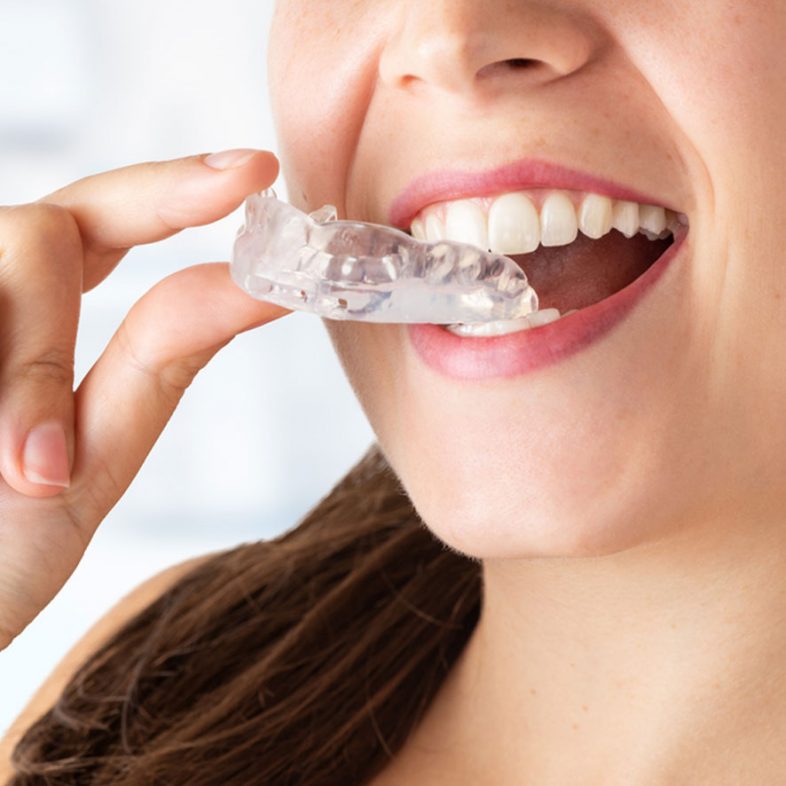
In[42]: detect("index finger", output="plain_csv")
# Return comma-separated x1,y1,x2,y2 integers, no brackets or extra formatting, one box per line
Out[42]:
36,149,279,291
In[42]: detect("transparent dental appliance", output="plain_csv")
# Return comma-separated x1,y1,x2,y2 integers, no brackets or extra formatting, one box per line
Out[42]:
230,189,539,324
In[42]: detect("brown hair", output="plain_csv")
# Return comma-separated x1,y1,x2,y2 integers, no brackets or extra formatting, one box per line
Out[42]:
7,444,482,785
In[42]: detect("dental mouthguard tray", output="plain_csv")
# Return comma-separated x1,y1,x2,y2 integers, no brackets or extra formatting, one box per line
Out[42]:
230,189,539,324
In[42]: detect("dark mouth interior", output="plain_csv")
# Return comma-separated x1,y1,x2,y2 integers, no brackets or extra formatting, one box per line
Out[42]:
510,230,674,313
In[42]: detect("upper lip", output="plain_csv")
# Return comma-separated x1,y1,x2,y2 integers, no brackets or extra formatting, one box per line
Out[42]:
387,157,678,231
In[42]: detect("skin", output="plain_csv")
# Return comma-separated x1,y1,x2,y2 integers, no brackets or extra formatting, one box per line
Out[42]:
0,152,289,652
269,1,786,783
1,2,784,782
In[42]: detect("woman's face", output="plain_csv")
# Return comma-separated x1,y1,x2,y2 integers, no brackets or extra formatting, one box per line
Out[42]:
268,1,786,558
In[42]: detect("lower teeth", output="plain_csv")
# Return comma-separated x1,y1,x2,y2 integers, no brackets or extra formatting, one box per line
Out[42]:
445,307,566,337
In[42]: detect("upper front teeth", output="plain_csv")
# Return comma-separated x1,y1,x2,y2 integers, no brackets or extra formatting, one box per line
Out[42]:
541,192,579,246
443,199,487,249
488,192,540,253
410,189,681,254
579,194,614,239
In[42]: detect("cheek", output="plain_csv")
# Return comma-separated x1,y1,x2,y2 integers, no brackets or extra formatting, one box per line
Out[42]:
268,2,382,213
620,3,786,407
627,2,786,172
322,322,405,430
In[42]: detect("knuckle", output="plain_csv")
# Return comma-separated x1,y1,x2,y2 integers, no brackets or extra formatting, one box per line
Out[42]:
0,202,82,269
67,452,122,529
116,320,216,406
15,347,75,388
158,353,210,398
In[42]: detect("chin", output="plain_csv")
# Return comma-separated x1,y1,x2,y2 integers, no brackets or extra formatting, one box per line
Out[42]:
389,451,676,561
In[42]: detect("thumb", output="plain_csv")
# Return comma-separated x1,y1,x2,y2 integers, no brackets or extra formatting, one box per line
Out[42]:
69,262,291,531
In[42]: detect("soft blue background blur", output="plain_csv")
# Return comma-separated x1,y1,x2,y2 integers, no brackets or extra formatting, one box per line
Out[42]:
0,0,375,734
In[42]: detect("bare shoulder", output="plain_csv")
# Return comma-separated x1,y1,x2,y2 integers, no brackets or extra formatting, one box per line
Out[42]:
0,550,218,776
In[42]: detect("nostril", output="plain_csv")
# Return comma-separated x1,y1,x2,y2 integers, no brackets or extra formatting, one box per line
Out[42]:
477,58,543,81
507,58,538,69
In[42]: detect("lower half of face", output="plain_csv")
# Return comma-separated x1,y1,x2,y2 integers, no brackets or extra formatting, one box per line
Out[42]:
272,0,786,559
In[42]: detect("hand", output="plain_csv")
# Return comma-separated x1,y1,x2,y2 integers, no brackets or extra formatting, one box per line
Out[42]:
0,149,289,650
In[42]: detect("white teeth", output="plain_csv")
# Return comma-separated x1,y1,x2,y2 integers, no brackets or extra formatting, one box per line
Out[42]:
664,209,685,237
612,200,640,239
424,213,445,242
414,190,683,254
446,306,564,337
443,199,488,248
487,193,540,254
445,318,531,337
638,204,667,236
578,194,613,240
540,192,579,247
526,307,562,328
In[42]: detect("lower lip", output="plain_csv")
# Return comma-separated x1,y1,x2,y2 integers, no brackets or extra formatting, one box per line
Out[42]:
407,228,689,380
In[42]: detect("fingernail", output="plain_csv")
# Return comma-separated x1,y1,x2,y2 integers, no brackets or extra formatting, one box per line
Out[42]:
22,421,71,489
203,148,258,170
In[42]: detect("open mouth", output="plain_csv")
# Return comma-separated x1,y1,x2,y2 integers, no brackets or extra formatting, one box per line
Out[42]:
509,229,673,314
408,189,686,336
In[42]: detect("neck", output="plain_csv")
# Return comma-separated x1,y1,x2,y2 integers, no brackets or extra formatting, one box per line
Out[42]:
412,512,786,785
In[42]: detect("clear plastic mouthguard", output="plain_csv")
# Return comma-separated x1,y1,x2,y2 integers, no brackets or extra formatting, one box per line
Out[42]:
230,189,539,324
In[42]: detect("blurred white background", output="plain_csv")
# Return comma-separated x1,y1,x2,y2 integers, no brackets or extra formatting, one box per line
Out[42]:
0,0,375,733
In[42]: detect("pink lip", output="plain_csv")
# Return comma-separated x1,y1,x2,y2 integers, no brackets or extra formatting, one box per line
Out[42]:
388,158,674,230
407,226,689,381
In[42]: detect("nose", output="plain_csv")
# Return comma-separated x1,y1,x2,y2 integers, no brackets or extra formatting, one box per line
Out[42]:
379,0,600,99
